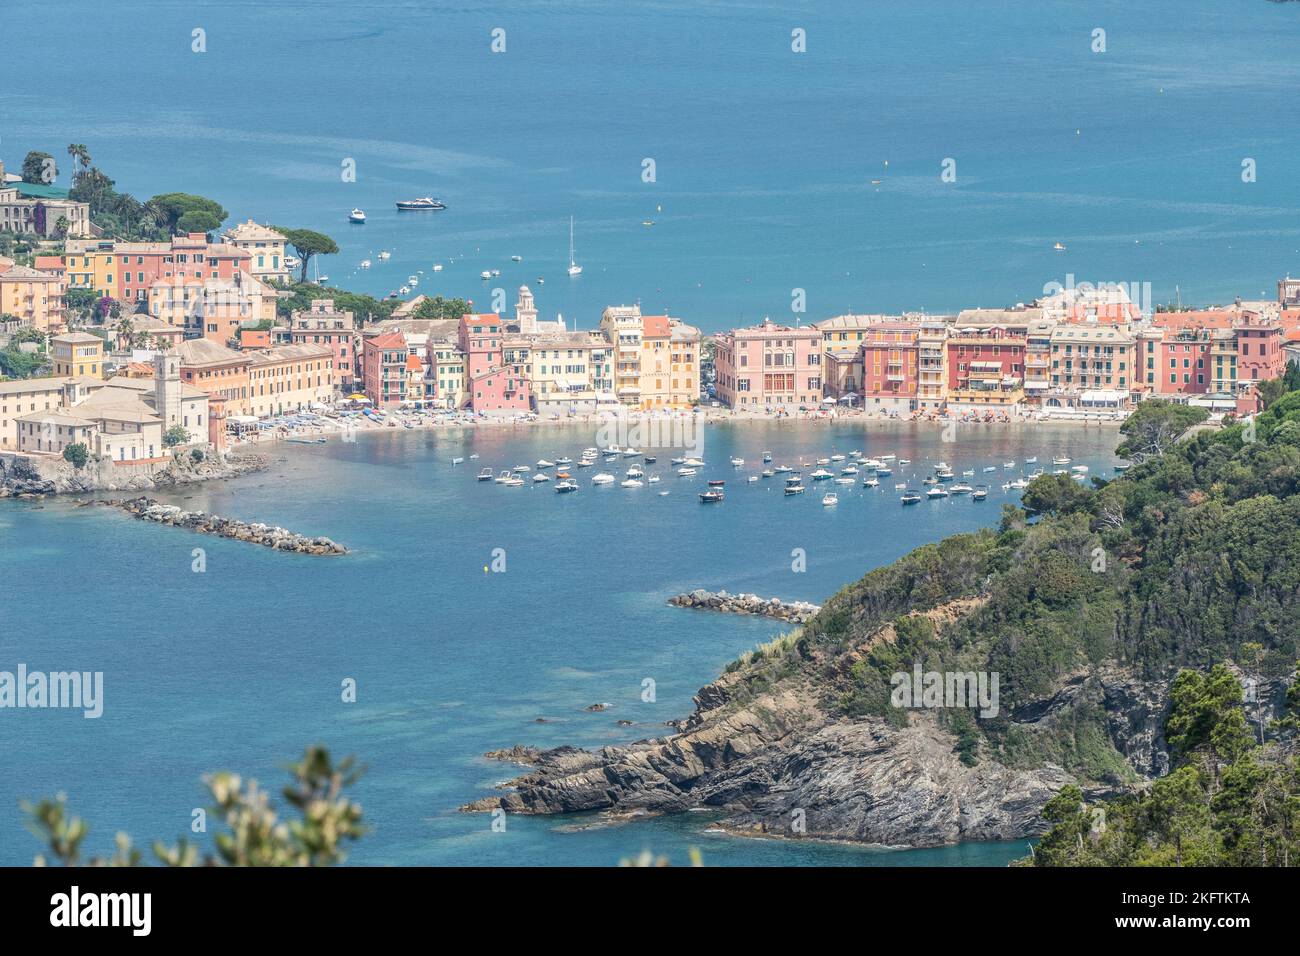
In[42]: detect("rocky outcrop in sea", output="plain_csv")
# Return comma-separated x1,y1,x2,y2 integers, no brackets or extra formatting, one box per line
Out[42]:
108,497,347,555
0,450,267,498
669,589,821,623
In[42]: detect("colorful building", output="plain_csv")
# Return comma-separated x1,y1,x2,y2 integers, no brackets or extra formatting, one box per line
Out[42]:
64,234,252,303
0,262,66,331
859,323,920,413
51,331,105,379
222,220,290,283
288,299,358,390
713,319,822,409
361,331,409,408
245,344,336,418
176,338,252,416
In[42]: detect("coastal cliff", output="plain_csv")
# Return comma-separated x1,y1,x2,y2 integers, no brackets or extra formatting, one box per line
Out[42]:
465,397,1300,849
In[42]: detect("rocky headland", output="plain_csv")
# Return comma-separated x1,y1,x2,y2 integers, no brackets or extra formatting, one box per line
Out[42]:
669,589,820,623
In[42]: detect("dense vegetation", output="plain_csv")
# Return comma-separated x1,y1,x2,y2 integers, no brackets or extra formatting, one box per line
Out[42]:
1025,666,1299,866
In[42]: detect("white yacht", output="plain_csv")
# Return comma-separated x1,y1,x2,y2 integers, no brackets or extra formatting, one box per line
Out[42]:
567,215,582,276
349,208,366,223
591,472,615,485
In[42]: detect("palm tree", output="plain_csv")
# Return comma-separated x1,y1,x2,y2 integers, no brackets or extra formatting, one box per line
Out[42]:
115,316,136,350
66,144,90,178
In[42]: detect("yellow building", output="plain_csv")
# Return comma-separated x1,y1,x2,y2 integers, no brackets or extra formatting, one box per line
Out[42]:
245,344,335,418
638,315,699,409
51,332,105,379
503,330,610,414
426,338,466,409
223,220,291,283
0,264,66,331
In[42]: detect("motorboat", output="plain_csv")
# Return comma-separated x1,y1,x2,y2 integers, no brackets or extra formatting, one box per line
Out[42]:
480,271,492,280
1003,461,1016,469
707,479,726,487
683,457,706,467
625,465,644,478
699,490,724,503
784,477,805,495
644,456,657,464
502,476,525,487
648,474,661,484
810,468,834,480
830,454,846,462
774,465,793,474
623,448,640,457
396,197,447,210
983,466,997,473
360,259,371,269
822,493,838,506
762,452,772,462
1052,456,1072,465
556,456,572,466
901,490,922,505
591,473,615,485
840,465,858,475
533,473,550,483
730,457,745,466
961,469,975,477
536,459,554,469
863,476,880,487
555,480,579,493
349,208,366,223
1024,456,1038,464
833,476,855,486
972,486,989,501
494,470,512,483
378,250,391,259
950,482,974,495
761,469,775,478
512,464,531,473
476,467,494,481
621,479,644,488
677,467,698,477
926,486,949,499
875,466,892,477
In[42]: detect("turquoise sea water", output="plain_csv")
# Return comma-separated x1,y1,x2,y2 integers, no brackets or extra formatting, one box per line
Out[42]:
1,421,1121,865
2,0,1299,325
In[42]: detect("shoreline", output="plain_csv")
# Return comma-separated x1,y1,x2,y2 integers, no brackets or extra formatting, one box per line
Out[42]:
232,406,1124,449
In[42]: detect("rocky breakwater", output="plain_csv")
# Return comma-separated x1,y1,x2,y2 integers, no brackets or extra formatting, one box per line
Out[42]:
113,497,347,555
0,450,268,498
669,589,820,624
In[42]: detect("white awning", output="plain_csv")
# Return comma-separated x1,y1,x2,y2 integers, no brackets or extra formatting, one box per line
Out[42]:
1080,389,1127,403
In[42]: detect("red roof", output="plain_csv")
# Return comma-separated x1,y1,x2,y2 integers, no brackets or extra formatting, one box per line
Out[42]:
463,313,501,327
34,256,65,271
642,315,671,338
368,332,407,349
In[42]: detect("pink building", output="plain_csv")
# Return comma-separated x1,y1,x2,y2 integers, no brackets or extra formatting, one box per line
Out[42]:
859,323,920,412
713,319,822,409
361,332,408,408
458,313,531,413
290,299,358,391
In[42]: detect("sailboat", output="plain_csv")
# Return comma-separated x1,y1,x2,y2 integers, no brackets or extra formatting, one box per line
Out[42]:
567,216,582,277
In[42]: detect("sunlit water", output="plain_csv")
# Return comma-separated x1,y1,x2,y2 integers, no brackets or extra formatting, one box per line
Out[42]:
0,420,1121,865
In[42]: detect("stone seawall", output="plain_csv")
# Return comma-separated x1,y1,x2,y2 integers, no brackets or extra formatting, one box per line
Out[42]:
668,589,820,623
108,497,347,555
0,450,267,497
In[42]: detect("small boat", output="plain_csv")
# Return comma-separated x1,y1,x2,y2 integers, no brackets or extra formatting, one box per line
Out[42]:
502,476,525,487
972,486,989,501
880,454,896,461
555,471,571,480
555,480,579,493
1024,456,1038,464
875,466,892,477
926,486,949,499
1004,461,1016,469
840,465,859,475
396,197,447,210
643,456,657,464
536,459,554,469
1071,464,1089,473
349,208,366,223
810,468,834,481
533,473,550,483
648,474,661,484
360,259,372,269
833,476,855,485
677,467,697,477
895,482,907,490
1053,242,1066,252
477,467,494,481
626,465,644,478
747,475,759,483
774,465,793,474
1113,462,1131,472
901,490,922,505
961,469,975,477
1052,456,1072,465
762,452,772,463
935,469,955,482
621,479,644,488
922,476,939,486
898,459,911,465
511,255,522,261
469,454,480,460
863,476,880,488
983,466,997,473
604,456,618,464
761,469,775,478
286,436,326,444
451,456,464,465
378,250,391,259
730,457,745,467
830,454,846,462
670,456,686,466
1006,477,1029,490
623,448,640,457
491,269,501,277
707,479,726,487
556,456,572,465
591,473,615,485
683,457,706,467
784,478,805,496
432,263,443,272
822,493,838,507
950,482,974,495
494,470,512,483
399,286,410,294
512,464,531,473
699,490,724,503
642,219,655,227
480,270,492,280
816,458,831,466
408,275,419,285
575,459,593,468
